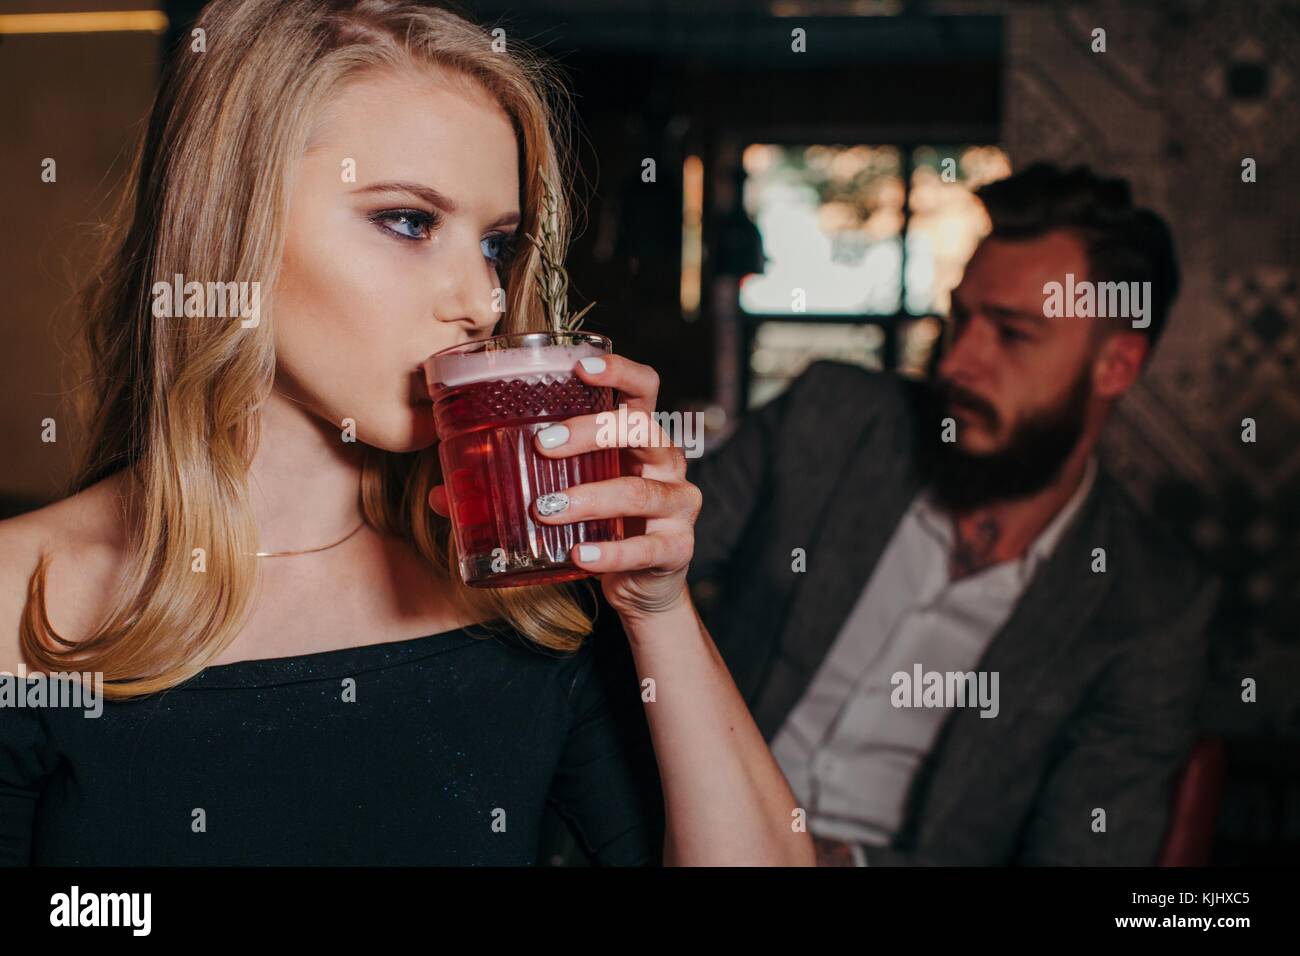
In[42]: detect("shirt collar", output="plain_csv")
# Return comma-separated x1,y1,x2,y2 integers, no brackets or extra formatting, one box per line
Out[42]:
1026,454,1097,571
913,454,1098,586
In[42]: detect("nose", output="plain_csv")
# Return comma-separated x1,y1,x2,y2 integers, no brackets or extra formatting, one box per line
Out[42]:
937,314,992,388
433,239,501,339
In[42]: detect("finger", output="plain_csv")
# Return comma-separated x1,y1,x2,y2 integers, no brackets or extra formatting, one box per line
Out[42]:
569,530,694,574
573,352,660,413
531,475,699,524
427,484,450,517
532,406,682,473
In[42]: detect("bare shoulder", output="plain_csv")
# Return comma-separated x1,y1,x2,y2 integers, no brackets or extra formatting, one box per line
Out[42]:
0,471,132,674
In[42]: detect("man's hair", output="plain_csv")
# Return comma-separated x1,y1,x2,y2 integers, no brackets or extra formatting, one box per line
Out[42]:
974,163,1180,353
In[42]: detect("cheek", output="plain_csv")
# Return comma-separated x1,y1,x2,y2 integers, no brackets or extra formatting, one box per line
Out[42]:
271,228,435,450
277,219,412,364
1024,343,1091,412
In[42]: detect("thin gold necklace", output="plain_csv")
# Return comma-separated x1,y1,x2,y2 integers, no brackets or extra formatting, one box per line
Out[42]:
253,520,366,558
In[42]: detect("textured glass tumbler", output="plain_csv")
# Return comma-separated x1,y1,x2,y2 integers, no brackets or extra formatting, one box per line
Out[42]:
424,331,624,588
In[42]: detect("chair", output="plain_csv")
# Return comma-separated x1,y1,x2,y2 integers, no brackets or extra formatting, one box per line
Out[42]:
1157,736,1227,866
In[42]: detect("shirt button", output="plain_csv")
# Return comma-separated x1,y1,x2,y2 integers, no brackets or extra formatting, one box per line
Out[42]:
815,754,839,781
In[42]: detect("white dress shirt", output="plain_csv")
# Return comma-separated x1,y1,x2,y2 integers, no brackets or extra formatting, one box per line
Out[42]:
772,458,1098,864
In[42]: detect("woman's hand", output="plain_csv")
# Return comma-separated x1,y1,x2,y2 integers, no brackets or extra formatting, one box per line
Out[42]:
427,353,702,622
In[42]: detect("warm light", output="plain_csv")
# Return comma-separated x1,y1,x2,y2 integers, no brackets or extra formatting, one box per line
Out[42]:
0,11,168,35
680,154,704,320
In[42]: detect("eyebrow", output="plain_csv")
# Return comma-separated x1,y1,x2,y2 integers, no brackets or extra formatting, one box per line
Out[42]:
953,293,1045,326
351,181,520,228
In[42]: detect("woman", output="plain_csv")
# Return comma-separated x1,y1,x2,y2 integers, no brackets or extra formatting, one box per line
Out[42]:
0,0,813,866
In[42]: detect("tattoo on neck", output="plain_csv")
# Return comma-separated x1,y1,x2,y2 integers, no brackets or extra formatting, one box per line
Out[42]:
951,514,1001,580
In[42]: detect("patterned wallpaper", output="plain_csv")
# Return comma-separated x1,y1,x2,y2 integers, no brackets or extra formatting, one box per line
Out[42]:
999,0,1300,746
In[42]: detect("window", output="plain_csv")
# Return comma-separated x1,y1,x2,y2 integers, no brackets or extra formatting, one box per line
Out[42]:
737,143,1011,407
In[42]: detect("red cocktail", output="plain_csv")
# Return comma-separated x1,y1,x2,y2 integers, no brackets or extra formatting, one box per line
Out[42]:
424,331,623,588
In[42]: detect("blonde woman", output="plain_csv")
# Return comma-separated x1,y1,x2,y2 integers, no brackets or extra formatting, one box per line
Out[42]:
0,0,813,866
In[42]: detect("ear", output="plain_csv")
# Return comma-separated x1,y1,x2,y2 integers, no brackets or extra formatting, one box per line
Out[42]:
1093,331,1148,399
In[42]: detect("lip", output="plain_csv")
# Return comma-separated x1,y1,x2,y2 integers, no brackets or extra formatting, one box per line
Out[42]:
947,400,995,431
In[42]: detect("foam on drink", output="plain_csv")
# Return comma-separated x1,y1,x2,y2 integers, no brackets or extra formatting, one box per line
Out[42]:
424,341,607,392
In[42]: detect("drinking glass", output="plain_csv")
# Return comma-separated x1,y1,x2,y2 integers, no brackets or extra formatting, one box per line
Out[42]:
424,330,623,588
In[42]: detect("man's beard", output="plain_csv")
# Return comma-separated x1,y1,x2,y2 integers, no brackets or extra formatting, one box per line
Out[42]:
919,367,1092,512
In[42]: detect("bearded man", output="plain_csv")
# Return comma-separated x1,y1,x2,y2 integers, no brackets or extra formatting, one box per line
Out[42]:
686,163,1219,866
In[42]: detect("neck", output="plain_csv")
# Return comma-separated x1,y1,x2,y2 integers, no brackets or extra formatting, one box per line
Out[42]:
948,436,1095,580
248,389,367,555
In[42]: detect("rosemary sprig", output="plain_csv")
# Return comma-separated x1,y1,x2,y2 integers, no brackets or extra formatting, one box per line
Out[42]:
523,165,595,335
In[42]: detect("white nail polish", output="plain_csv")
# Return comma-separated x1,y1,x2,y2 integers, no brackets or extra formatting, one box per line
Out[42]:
579,356,606,374
535,492,570,516
537,424,569,449
578,544,601,562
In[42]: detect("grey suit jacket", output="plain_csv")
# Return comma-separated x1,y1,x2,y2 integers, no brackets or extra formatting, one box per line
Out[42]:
685,360,1218,865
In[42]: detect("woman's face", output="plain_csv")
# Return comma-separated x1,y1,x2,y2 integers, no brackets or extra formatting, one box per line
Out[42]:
272,66,520,451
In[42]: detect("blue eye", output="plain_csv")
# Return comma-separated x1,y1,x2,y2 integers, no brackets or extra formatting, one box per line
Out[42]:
483,232,520,269
371,209,438,241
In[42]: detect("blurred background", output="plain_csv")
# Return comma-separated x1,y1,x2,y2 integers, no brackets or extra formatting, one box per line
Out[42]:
2,0,1297,864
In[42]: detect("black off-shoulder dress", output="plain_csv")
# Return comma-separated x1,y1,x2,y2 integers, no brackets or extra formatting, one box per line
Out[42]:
0,623,665,865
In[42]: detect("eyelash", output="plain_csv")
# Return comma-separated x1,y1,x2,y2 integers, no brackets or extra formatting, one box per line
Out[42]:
369,208,521,269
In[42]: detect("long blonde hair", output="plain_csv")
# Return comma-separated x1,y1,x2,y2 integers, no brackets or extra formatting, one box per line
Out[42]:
21,0,597,698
